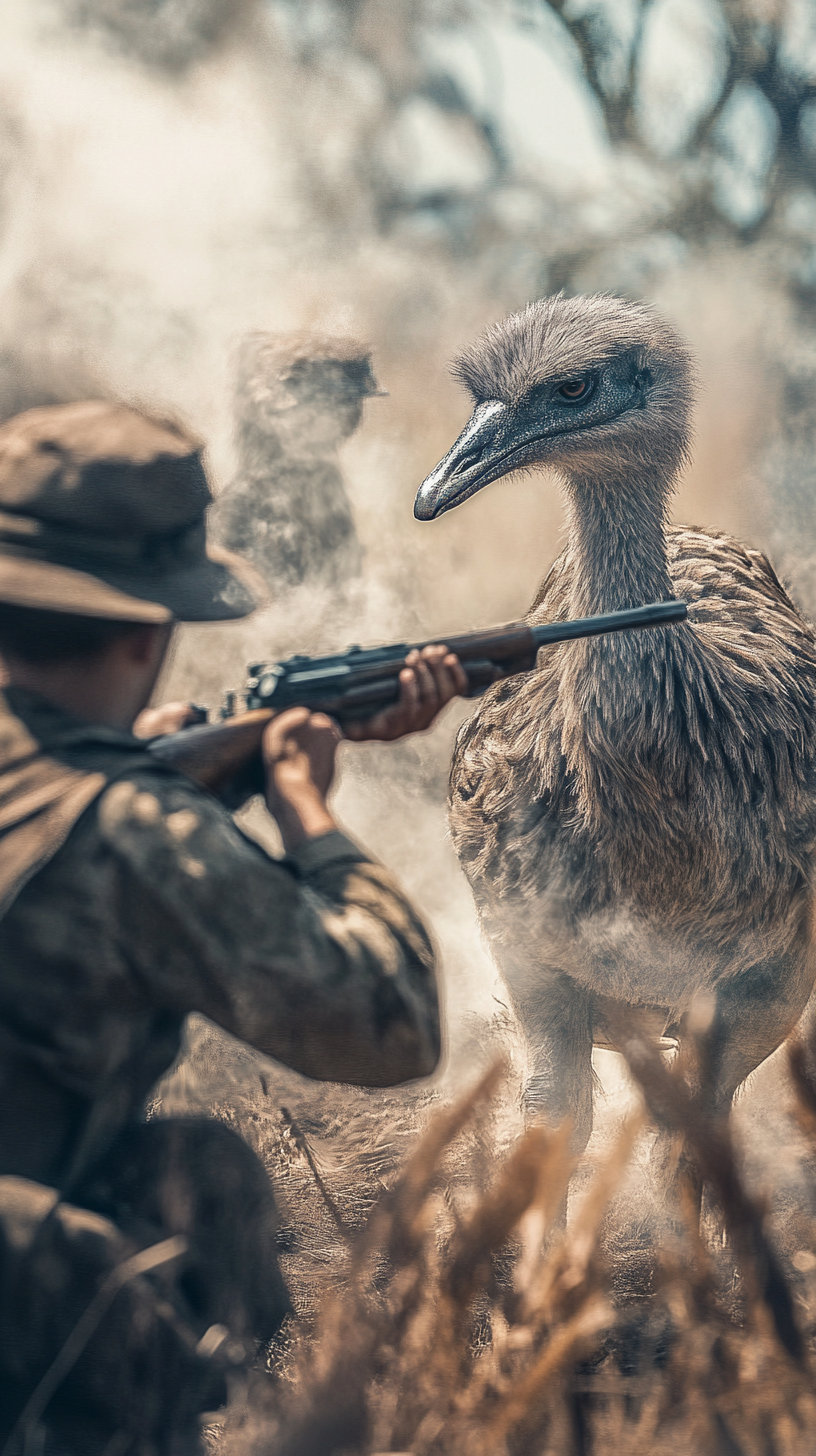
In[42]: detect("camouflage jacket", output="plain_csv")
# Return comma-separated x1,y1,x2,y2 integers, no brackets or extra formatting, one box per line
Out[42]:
0,688,440,1187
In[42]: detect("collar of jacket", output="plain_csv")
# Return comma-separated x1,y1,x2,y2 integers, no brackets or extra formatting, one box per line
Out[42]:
0,689,153,921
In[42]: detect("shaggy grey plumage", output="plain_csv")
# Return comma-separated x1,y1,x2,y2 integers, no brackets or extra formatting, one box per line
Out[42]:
216,333,381,592
422,294,816,1149
453,294,688,412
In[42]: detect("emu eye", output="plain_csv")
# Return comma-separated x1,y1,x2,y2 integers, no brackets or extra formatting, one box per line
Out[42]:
558,379,589,400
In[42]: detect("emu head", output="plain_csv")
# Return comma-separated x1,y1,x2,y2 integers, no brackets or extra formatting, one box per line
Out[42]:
236,332,385,455
414,295,695,521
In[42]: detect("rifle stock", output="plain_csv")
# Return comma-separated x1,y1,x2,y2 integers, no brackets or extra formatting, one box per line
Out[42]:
148,599,687,803
149,708,273,796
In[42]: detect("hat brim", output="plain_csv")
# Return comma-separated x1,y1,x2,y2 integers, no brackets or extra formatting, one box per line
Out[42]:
0,547,261,623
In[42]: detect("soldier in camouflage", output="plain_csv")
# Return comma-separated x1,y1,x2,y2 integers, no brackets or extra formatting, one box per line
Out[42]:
0,400,466,1455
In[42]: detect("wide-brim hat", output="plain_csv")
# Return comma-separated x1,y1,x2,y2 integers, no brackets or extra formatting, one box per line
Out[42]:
0,400,261,623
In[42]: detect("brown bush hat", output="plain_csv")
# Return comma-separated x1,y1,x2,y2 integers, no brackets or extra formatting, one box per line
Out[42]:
0,400,259,622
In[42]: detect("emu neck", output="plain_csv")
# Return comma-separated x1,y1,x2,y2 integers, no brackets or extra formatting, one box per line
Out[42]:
564,471,674,616
557,467,683,808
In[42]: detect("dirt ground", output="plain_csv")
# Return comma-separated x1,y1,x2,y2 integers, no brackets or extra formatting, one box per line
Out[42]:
152,1002,816,1331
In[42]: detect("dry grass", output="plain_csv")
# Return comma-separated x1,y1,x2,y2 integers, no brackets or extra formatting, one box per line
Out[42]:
193,1018,816,1456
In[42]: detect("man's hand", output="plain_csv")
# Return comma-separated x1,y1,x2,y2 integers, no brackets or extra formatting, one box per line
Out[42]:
132,702,203,738
343,646,468,743
262,707,340,851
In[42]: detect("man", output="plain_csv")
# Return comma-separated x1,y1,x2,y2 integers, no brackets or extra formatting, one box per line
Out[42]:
0,400,466,1455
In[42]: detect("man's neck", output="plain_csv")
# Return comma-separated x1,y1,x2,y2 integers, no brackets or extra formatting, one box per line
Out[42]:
2,626,172,731
4,662,136,730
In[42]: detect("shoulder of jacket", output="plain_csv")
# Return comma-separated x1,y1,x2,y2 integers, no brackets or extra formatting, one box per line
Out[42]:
94,767,267,894
97,765,219,833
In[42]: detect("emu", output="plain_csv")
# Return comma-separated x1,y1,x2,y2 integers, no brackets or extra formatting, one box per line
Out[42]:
216,332,383,591
415,293,816,1154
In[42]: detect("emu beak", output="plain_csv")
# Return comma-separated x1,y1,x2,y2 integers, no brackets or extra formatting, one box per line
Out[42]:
414,401,507,520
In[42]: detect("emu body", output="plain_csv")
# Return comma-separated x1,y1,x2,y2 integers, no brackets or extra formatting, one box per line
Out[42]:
415,295,816,1148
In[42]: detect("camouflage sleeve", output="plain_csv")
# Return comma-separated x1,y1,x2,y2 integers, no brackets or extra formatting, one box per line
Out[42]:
96,772,441,1087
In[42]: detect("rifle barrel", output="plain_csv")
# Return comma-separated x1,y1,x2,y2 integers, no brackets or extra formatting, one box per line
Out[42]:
531,599,687,649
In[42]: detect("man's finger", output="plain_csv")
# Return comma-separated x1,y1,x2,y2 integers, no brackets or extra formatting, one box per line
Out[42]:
132,701,203,738
262,706,311,760
418,645,468,706
437,660,467,702
422,649,455,704
399,664,421,716
411,655,437,706
273,706,311,731
415,645,469,712
308,713,342,747
446,652,469,696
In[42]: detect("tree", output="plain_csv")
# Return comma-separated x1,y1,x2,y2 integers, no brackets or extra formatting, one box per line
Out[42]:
24,0,816,596
266,0,816,593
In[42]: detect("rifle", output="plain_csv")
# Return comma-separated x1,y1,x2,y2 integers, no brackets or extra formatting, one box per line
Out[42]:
148,599,688,805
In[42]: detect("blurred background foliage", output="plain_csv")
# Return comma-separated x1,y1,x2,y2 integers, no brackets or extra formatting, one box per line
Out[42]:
261,0,816,581
69,0,816,260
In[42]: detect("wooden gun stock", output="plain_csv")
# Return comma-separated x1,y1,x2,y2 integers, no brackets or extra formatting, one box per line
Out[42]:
148,708,273,799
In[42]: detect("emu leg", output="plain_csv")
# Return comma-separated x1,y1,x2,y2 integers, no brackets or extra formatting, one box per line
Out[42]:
696,941,816,1121
506,970,594,1153
677,942,816,1225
